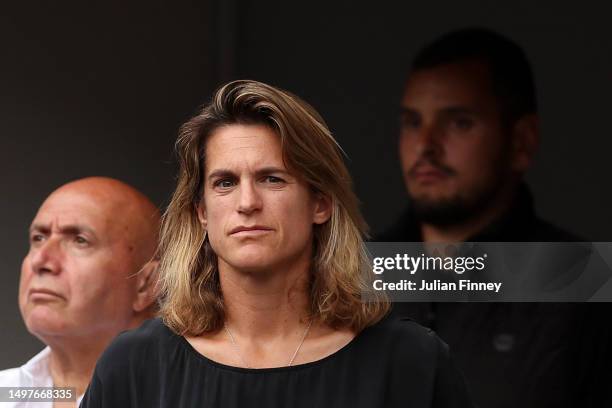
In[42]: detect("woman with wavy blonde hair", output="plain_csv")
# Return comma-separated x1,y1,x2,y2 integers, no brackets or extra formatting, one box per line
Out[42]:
82,80,472,408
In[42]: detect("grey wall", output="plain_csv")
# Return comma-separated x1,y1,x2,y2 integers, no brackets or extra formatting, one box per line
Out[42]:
2,0,610,367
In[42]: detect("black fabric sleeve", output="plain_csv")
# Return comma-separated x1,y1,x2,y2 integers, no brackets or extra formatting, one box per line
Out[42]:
79,328,143,408
80,370,105,408
575,303,612,407
431,336,475,408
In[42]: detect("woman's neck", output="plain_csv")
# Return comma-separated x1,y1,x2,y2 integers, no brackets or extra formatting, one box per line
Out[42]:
185,258,357,368
218,257,311,342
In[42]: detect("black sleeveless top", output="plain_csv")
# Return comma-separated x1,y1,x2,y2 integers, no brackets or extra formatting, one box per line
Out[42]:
80,317,473,407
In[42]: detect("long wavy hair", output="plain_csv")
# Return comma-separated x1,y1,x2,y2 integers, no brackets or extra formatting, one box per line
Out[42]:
158,80,389,335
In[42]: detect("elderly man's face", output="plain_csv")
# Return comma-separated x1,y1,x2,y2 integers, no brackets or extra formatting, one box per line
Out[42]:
399,60,514,224
199,124,330,274
19,189,139,341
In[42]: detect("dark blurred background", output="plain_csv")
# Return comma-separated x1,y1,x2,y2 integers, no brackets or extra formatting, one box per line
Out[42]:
1,0,610,366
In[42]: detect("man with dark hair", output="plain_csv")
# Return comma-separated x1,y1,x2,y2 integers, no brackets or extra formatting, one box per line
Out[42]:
380,28,609,407
411,28,536,123
387,27,554,242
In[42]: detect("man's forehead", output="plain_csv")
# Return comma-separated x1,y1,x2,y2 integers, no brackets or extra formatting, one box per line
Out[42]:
32,190,115,233
403,62,495,106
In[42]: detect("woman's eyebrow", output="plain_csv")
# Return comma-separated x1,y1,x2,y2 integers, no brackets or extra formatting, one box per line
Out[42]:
207,167,290,181
207,169,236,181
253,167,289,177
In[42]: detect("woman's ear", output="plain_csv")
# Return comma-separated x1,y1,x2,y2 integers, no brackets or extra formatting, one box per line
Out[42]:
313,192,332,225
196,202,207,229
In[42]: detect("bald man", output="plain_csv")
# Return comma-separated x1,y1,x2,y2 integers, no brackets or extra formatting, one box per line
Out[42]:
0,177,160,407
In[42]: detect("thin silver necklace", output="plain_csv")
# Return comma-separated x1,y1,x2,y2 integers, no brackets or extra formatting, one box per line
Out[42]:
224,320,313,368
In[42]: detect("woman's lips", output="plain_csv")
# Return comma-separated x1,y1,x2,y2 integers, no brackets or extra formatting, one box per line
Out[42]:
230,226,273,236
233,229,271,237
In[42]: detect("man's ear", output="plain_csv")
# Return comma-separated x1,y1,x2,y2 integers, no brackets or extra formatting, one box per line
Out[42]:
196,202,207,228
511,114,539,172
313,192,332,225
132,259,159,314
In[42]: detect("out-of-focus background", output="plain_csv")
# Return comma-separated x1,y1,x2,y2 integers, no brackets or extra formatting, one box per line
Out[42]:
1,0,610,366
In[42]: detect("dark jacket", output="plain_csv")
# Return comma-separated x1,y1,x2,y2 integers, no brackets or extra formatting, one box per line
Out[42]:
378,185,579,243
376,185,611,408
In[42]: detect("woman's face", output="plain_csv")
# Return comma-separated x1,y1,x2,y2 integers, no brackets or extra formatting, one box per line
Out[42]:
198,124,331,274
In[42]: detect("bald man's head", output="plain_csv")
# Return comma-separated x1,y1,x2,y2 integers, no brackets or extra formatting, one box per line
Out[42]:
48,177,161,267
19,177,161,346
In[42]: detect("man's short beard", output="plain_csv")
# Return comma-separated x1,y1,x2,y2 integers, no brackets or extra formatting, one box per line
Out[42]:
411,195,478,226
409,183,503,227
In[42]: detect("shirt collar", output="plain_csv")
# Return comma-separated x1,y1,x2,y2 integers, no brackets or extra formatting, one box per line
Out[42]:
20,346,53,387
19,346,84,405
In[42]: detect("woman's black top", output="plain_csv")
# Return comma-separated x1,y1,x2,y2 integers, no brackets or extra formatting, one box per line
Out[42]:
80,317,473,407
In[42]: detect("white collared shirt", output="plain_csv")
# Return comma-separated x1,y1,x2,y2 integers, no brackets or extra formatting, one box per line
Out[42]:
0,347,83,407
